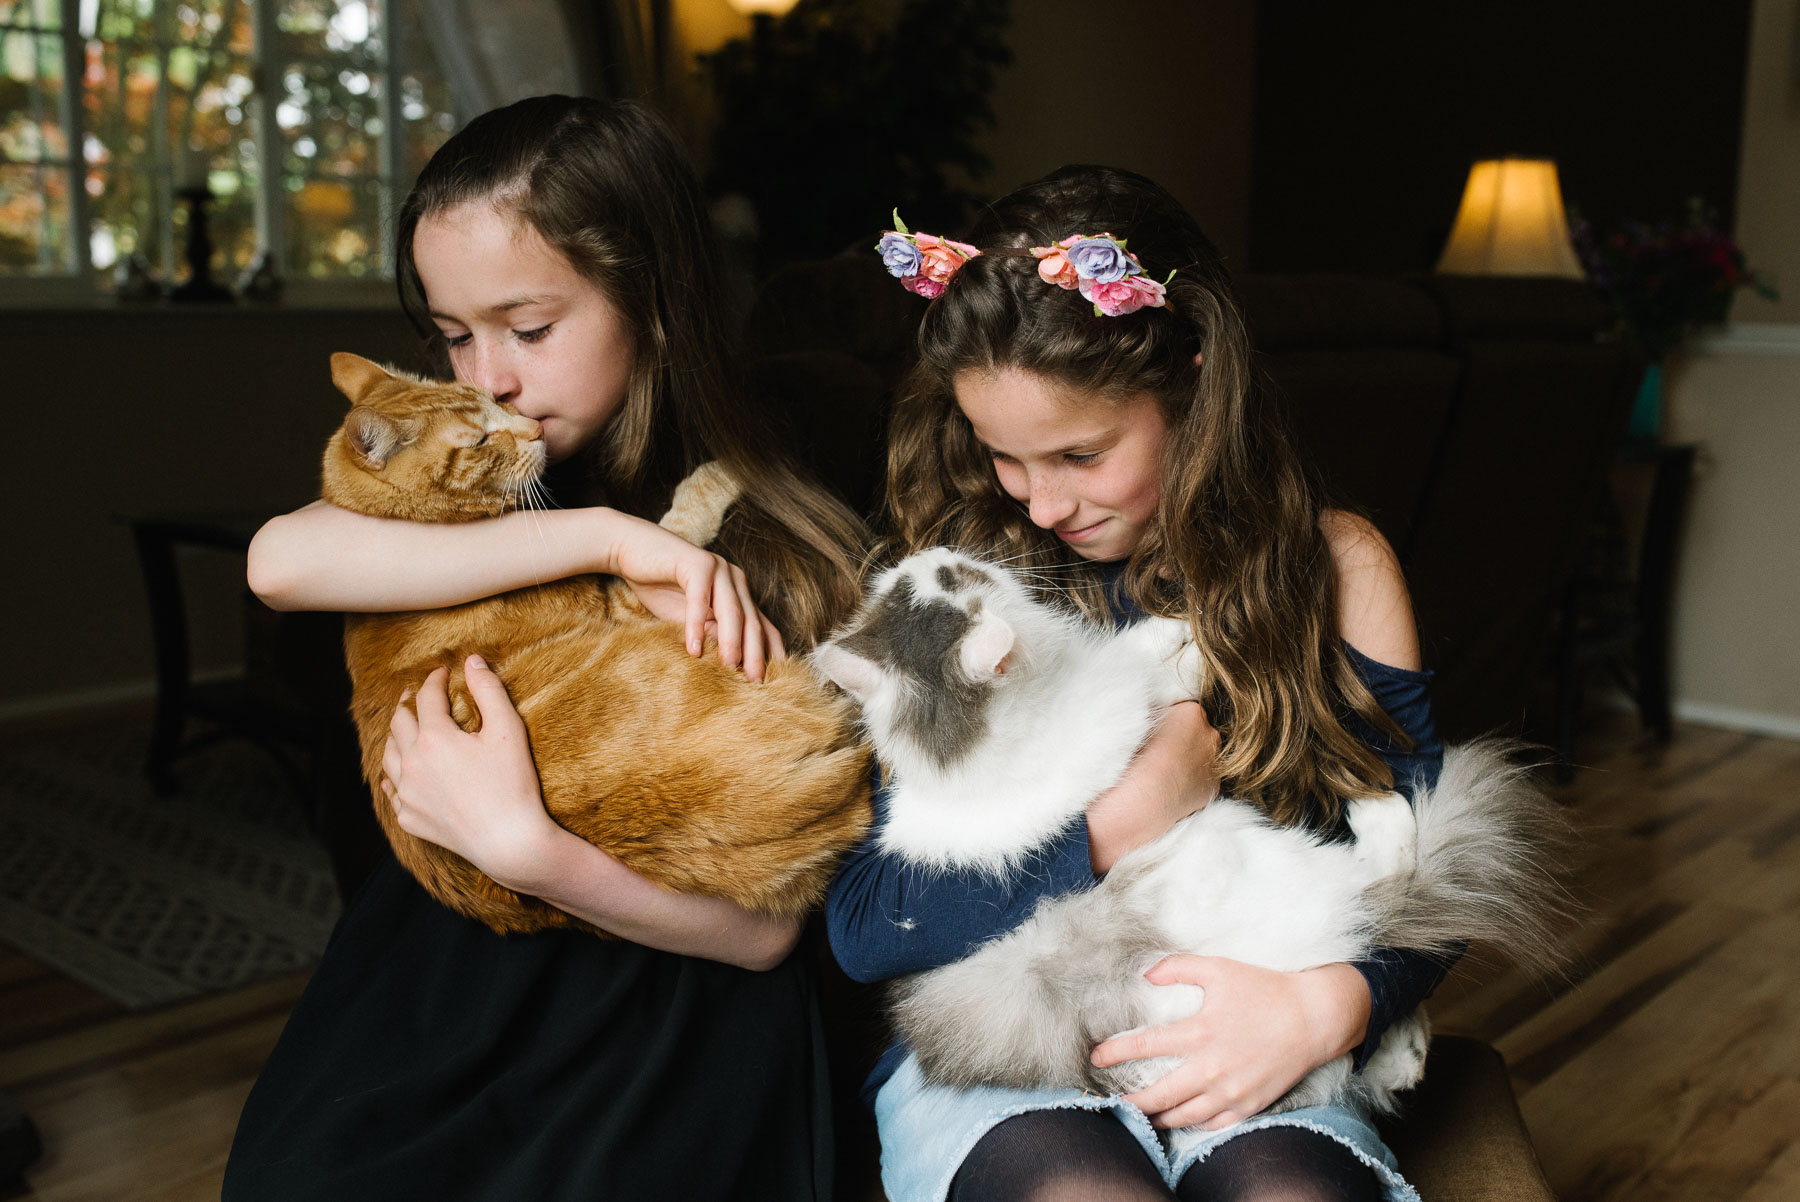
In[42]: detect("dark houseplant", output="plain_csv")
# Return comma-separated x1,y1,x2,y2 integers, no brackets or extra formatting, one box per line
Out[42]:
1571,202,1776,438
699,0,1011,271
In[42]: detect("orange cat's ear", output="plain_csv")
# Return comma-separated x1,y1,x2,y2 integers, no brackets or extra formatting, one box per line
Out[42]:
331,352,393,403
343,405,409,470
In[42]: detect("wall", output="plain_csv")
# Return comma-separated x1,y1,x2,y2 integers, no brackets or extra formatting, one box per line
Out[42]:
1665,0,1800,736
1,307,423,718
1248,0,1754,273
977,0,1256,269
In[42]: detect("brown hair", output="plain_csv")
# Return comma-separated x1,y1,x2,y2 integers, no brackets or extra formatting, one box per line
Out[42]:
394,95,866,643
884,165,1402,829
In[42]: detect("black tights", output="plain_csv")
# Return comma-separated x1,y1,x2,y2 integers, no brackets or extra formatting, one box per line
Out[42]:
945,1110,1383,1202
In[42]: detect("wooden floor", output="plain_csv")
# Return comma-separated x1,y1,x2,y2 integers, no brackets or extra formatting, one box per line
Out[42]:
1,714,1797,1201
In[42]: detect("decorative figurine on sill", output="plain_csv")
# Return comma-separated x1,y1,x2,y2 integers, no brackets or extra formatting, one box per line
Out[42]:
113,252,162,301
169,145,234,303
238,249,283,302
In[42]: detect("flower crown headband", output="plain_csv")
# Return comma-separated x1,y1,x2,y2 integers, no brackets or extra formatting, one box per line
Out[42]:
875,209,1175,317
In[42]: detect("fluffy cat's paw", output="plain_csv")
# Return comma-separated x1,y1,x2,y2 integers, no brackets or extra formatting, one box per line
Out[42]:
1137,981,1205,1029
1127,617,1203,702
1364,1012,1430,1095
1347,793,1417,878
659,460,741,546
1094,1049,1182,1097
1171,637,1205,699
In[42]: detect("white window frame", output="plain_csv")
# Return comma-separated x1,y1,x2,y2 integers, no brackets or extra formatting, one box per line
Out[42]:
4,0,431,306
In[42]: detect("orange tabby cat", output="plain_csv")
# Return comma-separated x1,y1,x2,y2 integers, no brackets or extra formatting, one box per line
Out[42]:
321,352,871,936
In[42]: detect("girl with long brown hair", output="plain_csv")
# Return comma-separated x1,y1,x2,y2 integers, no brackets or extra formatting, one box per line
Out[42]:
828,166,1449,1201
226,95,865,1200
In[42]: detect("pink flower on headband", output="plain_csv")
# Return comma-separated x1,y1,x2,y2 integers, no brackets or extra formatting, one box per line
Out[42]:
875,210,978,299
1080,273,1168,317
1031,232,1176,317
914,232,981,284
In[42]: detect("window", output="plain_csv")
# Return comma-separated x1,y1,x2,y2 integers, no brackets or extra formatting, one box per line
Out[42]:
0,0,456,293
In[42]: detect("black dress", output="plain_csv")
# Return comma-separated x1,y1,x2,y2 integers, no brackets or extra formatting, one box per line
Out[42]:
223,855,835,1201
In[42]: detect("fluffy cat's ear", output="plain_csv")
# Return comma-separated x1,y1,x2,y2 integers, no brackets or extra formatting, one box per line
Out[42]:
331,352,394,403
343,405,409,470
959,615,1015,681
812,643,883,701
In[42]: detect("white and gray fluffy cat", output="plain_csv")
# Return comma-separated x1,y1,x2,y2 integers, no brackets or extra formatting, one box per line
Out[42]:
813,546,1572,1126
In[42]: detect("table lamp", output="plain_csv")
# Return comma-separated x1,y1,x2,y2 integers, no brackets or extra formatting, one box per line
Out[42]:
1435,158,1586,279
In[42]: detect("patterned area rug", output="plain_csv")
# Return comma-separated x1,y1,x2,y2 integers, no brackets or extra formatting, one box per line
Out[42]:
0,719,341,1010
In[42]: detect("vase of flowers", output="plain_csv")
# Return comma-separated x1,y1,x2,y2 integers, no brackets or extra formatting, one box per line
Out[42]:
1571,201,1776,440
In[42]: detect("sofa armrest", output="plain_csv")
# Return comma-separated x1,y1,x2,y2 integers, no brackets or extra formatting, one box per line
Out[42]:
1380,1035,1556,1202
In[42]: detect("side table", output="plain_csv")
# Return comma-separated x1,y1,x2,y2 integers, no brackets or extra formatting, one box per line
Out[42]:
1553,441,1697,778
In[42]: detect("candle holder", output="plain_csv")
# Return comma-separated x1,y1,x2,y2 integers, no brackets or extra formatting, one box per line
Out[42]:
169,185,235,303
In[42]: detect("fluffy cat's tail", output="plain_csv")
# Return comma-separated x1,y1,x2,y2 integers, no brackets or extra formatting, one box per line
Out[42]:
1369,739,1581,979
888,885,1165,1094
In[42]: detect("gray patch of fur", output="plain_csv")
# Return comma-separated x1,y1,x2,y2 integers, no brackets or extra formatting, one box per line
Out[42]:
936,561,995,593
891,884,1168,1093
836,577,990,768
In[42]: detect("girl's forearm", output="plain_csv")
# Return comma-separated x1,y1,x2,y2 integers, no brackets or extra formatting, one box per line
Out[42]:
518,830,802,969
1306,962,1377,1063
248,501,632,612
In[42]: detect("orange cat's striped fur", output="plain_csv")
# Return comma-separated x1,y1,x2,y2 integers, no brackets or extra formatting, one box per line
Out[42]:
321,352,872,936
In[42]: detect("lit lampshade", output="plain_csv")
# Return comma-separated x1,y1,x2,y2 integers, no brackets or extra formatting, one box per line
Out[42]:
1435,158,1586,279
726,0,799,14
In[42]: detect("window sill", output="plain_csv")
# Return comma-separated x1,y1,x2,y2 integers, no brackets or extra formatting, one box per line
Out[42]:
0,293,407,317
0,278,404,315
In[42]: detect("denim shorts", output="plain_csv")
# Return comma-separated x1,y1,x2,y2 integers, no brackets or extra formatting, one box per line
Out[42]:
873,1054,1420,1202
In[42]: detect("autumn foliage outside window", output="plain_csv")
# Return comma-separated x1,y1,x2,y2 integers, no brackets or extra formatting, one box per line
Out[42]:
0,0,455,290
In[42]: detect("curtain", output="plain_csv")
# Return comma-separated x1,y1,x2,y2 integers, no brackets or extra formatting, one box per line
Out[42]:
415,0,666,119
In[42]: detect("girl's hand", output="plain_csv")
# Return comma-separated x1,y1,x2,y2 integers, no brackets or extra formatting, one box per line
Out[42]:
1089,956,1373,1130
602,511,785,682
381,657,566,894
1085,701,1222,872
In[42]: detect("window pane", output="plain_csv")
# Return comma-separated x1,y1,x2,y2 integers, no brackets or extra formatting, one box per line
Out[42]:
83,39,165,271
276,57,378,177
1,29,67,161
277,0,381,62
0,159,71,271
284,171,378,277
93,0,156,42
0,1,63,31
170,0,247,48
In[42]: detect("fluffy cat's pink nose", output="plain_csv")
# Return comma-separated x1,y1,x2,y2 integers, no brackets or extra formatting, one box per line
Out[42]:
515,417,543,441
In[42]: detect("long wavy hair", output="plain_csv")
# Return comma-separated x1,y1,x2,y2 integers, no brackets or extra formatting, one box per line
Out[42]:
394,95,866,643
884,165,1404,829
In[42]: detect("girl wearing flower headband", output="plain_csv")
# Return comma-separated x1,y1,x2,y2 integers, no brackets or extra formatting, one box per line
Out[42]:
831,165,1446,1201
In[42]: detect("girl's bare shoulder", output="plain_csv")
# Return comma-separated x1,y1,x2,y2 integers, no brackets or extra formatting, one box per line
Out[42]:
1318,509,1421,670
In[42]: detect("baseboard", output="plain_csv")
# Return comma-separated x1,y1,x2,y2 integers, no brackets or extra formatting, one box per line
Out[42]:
1672,699,1800,740
0,666,243,728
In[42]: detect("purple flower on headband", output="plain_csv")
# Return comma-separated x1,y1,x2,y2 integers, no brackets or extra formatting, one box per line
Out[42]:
1066,236,1137,284
876,232,923,279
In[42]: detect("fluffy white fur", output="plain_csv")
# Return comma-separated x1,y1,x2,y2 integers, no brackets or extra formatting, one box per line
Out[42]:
814,549,1201,876
816,547,1575,1130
